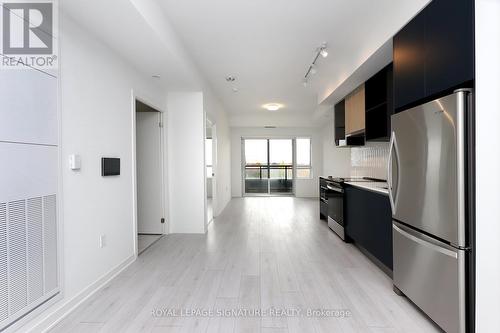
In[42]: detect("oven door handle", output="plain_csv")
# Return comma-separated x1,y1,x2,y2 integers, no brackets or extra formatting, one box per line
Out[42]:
326,184,343,193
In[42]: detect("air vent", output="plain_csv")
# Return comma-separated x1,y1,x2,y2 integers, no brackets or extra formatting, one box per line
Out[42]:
8,200,28,315
27,198,43,303
0,195,58,330
43,195,57,293
0,203,8,322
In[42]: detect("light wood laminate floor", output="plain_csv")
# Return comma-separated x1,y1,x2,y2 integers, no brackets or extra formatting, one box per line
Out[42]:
50,197,439,333
138,234,163,255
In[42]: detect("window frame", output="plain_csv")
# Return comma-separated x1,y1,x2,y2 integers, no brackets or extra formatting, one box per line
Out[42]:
295,137,313,179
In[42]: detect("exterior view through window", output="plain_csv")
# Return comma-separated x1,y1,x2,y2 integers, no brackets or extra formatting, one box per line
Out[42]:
296,138,312,179
243,137,311,195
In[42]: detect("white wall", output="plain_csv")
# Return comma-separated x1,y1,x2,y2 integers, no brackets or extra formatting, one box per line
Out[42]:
60,14,167,298
167,92,206,233
230,127,322,198
204,94,232,216
19,13,166,332
321,121,352,177
475,1,500,331
131,0,233,219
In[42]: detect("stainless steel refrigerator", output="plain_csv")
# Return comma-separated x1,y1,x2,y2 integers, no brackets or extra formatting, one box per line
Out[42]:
388,89,473,333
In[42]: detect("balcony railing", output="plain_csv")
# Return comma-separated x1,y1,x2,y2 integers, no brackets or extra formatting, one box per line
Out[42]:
244,164,293,194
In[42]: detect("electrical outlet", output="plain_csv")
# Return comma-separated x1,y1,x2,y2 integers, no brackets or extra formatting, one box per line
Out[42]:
99,235,106,248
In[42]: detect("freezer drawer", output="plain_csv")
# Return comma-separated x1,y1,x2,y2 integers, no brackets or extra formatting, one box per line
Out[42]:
393,222,465,333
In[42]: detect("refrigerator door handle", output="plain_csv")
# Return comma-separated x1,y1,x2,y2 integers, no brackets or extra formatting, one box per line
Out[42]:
393,223,458,258
387,131,396,214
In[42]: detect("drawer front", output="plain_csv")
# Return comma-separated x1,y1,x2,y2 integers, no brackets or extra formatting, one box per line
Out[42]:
393,222,465,333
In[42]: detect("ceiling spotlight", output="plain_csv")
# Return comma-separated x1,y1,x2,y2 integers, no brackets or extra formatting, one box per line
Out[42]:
262,103,284,111
303,42,328,85
310,65,317,75
225,75,236,82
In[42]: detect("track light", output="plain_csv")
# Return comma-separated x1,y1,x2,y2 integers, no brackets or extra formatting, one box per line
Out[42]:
303,42,328,85
310,65,317,75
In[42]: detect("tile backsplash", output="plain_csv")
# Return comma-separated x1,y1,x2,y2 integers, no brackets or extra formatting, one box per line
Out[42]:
350,142,389,180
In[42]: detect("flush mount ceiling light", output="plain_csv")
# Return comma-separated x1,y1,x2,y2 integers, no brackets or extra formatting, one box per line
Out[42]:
303,42,328,86
262,103,284,111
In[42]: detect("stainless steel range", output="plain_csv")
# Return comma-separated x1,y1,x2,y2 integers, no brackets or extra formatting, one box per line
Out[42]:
326,177,379,241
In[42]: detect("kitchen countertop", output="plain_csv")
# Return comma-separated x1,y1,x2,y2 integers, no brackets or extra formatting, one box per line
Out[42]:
345,181,389,196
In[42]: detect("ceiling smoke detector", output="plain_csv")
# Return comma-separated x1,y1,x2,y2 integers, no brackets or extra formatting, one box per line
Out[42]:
225,75,236,82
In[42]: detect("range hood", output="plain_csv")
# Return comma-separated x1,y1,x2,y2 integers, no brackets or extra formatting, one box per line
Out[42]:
338,131,365,148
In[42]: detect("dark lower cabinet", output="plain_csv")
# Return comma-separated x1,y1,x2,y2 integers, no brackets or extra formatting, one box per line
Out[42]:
394,0,474,111
345,186,393,271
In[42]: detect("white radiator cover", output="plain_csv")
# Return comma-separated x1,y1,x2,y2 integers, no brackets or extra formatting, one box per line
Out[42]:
0,57,59,329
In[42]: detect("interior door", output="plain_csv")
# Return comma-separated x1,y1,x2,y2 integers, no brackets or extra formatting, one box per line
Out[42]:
136,111,163,234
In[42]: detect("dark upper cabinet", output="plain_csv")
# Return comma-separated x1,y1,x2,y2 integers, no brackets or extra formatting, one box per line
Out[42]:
394,0,474,111
425,0,474,96
393,11,426,110
365,63,393,141
334,100,345,146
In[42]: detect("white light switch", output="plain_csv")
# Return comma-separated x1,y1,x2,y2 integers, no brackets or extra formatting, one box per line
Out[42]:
69,154,81,170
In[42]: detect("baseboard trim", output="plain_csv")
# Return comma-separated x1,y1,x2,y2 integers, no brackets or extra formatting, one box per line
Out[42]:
23,254,136,333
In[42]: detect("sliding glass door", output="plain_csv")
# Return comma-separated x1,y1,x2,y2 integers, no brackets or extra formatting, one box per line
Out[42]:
243,139,269,194
243,138,294,195
269,139,293,194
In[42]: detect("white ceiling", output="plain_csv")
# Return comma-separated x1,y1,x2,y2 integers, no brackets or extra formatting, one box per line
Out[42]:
62,0,429,127
156,0,430,123
61,0,203,91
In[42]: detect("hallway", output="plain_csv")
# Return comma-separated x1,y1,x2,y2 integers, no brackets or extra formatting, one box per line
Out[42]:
51,197,438,332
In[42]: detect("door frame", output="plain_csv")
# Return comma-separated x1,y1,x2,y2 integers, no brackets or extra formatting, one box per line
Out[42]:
205,118,218,223
131,91,166,257
241,136,296,197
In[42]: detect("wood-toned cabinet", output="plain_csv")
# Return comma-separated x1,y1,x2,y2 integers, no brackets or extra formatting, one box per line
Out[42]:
345,84,365,135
